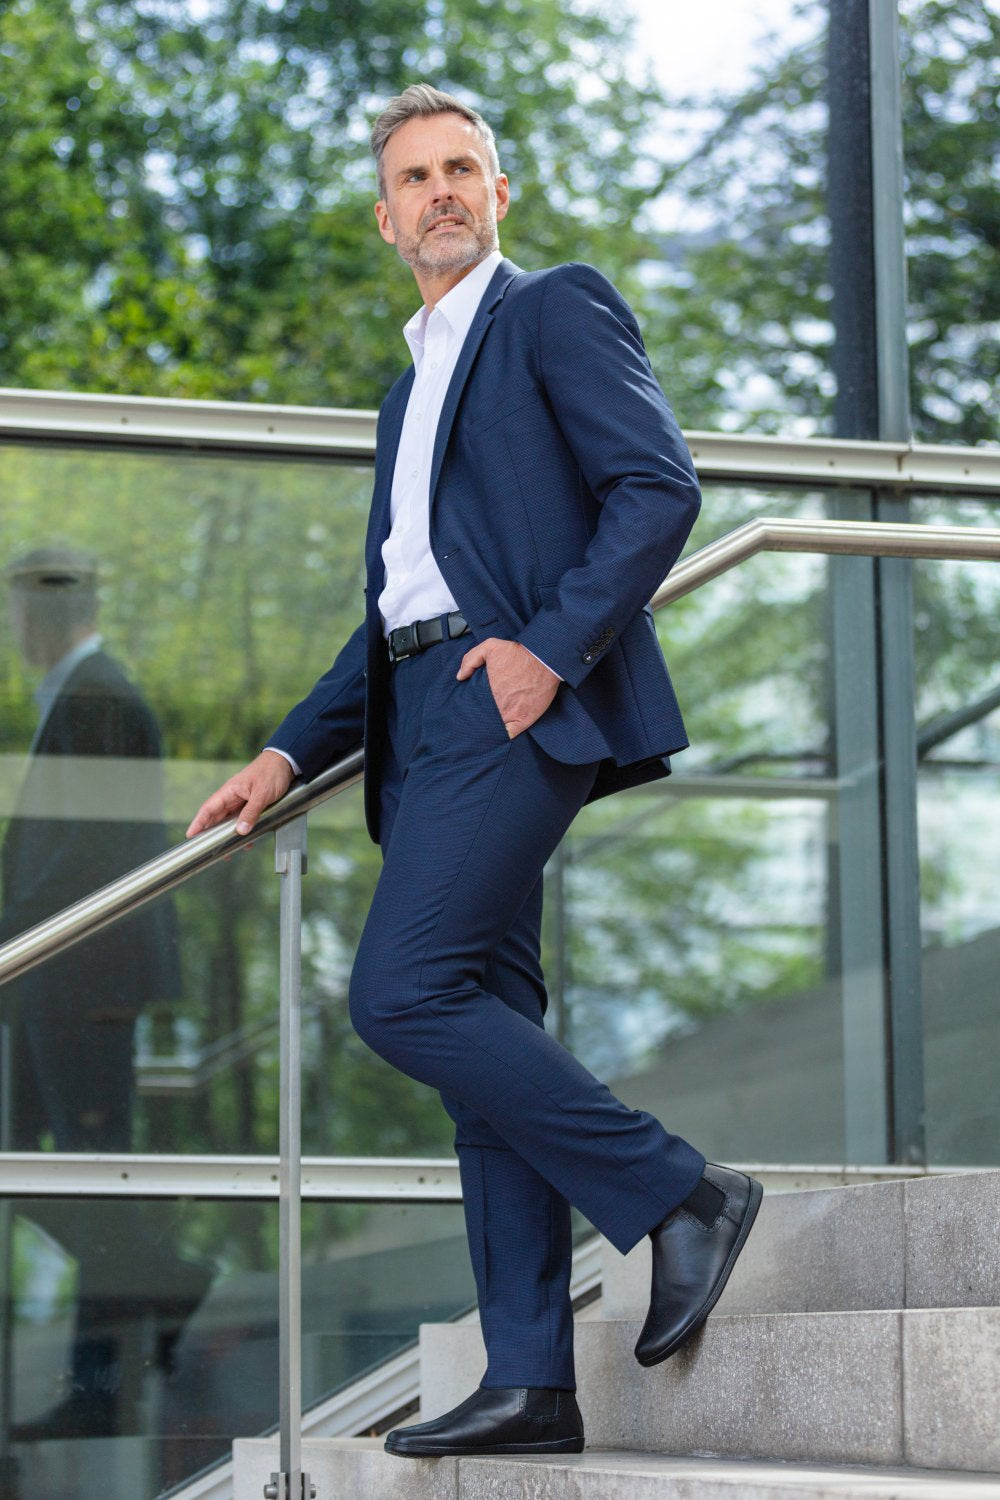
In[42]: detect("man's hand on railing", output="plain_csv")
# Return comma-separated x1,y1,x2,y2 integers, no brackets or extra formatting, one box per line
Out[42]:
185,750,294,839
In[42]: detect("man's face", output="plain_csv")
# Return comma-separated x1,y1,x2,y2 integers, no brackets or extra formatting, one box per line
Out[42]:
6,592,50,667
374,112,509,289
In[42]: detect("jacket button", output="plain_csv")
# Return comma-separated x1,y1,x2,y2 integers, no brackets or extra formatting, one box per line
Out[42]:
582,651,595,663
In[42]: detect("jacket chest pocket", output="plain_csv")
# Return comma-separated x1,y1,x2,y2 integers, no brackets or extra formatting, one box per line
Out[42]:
462,385,541,433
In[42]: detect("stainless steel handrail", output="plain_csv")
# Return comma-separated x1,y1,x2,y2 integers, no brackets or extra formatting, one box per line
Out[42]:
2,515,1000,988
0,748,363,987
652,516,1000,607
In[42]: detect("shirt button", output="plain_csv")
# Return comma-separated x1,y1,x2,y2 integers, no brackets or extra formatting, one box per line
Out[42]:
411,469,418,478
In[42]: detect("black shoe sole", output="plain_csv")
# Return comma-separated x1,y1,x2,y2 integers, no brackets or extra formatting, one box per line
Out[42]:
384,1434,585,1458
636,1174,764,1368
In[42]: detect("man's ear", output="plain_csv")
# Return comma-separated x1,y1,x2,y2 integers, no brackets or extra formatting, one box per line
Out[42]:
494,174,510,224
374,200,396,245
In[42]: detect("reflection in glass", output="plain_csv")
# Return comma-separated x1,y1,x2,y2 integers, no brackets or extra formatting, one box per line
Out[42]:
544,487,889,1165
0,1196,471,1497
0,546,195,1444
911,500,1000,1163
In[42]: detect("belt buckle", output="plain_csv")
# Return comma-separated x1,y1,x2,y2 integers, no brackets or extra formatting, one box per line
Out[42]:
389,623,417,664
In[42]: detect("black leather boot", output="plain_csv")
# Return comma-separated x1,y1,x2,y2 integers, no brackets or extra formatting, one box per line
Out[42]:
634,1161,763,1366
384,1385,584,1457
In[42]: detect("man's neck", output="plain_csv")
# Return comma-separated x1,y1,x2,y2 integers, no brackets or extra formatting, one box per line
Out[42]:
38,629,100,673
414,249,497,311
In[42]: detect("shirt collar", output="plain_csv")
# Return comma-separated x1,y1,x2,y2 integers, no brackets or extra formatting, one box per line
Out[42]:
403,248,504,365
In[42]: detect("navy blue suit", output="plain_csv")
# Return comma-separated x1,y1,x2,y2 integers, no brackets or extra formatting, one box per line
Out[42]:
270,259,706,1388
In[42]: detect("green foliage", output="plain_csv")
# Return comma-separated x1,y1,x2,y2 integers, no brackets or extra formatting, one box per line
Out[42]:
643,0,999,441
2,0,996,438
1,0,660,403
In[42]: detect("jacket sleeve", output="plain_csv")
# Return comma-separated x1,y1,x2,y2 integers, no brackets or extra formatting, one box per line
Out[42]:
515,264,701,688
265,618,367,780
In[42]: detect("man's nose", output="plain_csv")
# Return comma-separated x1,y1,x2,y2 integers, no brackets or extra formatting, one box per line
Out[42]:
428,174,455,201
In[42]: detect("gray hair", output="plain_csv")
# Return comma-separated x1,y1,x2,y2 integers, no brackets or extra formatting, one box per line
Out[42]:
370,84,501,198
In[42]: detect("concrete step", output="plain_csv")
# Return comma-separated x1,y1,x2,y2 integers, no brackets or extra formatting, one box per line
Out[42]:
232,1438,1000,1499
418,1307,1000,1472
601,1170,1000,1319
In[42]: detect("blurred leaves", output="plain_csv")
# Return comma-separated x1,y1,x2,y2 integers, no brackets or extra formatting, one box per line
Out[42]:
1,0,659,403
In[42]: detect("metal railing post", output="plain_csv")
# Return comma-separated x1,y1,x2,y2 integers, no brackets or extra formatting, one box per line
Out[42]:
0,1024,18,1493
266,815,315,1500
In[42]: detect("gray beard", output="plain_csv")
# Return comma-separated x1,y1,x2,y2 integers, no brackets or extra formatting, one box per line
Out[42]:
397,217,498,278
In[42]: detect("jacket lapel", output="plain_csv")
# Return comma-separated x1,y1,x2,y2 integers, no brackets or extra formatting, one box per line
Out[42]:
366,365,414,572
427,257,520,508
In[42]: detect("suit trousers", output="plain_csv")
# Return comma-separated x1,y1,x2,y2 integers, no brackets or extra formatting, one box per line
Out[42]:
349,637,705,1390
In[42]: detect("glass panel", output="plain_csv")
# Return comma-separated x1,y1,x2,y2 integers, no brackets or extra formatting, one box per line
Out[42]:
911,496,1000,1163
544,485,888,1164
0,752,457,1161
299,810,454,1159
625,0,831,437
0,466,905,1167
1,1195,271,1496
299,1200,473,1406
0,440,381,1157
0,1194,472,1496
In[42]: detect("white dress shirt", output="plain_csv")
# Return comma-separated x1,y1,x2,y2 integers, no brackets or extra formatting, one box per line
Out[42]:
378,249,503,634
266,249,556,777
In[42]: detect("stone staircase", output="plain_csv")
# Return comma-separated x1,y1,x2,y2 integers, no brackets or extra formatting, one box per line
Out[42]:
233,1169,1000,1498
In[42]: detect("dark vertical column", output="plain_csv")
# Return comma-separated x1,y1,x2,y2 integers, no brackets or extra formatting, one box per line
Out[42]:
869,0,924,1166
826,1,890,1161
826,0,922,1163
828,0,879,440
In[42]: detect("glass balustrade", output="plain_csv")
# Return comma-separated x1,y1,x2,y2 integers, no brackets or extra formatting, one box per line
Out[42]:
910,497,1000,1164
0,1191,476,1498
543,486,879,1165
1,427,999,1495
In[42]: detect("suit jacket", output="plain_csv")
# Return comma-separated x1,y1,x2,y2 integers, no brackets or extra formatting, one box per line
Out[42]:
0,649,181,1015
269,259,702,842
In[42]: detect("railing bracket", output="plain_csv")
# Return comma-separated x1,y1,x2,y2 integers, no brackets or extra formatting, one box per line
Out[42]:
265,1473,316,1500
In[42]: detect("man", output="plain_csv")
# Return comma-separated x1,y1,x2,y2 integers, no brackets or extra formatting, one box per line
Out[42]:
1,547,206,1439
188,84,761,1458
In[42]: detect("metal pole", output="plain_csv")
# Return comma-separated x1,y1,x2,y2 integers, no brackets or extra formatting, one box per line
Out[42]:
828,0,879,442
868,0,924,1164
265,815,314,1500
868,0,910,445
874,494,925,1163
828,0,922,1164
827,498,890,1161
0,1024,18,1496
827,0,891,1160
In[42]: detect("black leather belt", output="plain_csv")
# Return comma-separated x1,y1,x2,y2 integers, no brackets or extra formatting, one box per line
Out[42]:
387,611,469,664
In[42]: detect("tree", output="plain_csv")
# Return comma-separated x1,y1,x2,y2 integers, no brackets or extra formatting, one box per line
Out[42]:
1,0,663,403
641,0,999,443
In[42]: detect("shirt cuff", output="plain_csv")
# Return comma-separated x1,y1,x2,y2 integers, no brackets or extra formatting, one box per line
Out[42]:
264,746,302,777
522,647,563,682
